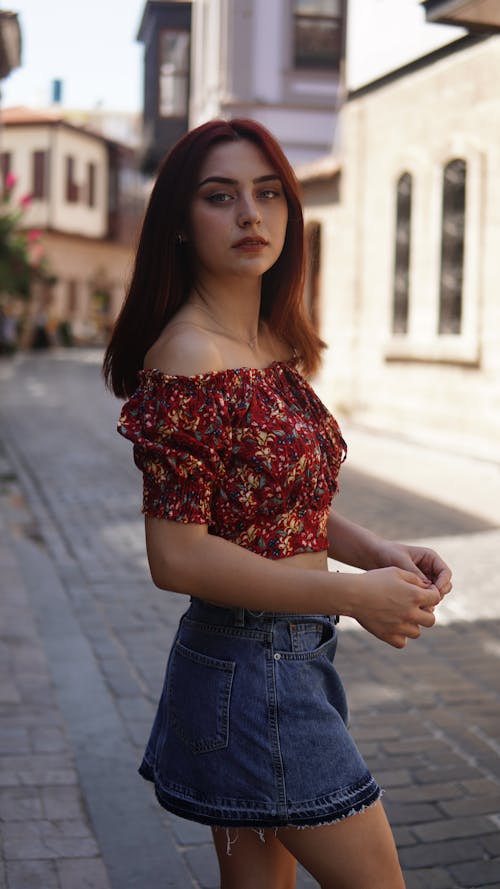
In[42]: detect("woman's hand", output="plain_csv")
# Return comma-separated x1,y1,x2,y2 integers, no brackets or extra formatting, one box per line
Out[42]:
372,540,452,599
352,567,441,649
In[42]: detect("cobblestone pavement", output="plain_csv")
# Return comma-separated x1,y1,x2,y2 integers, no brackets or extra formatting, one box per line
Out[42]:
0,349,499,889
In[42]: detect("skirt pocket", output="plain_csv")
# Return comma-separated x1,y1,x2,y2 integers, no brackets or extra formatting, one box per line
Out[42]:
167,640,235,755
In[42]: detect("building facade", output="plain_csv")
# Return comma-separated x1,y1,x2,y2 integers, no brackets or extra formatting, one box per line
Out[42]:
189,0,346,164
301,17,500,460
0,107,143,344
137,0,346,169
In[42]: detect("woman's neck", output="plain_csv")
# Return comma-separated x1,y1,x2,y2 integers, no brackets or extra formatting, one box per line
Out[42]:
189,278,262,346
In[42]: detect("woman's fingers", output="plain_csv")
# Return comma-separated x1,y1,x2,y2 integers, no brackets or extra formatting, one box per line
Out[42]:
357,568,444,647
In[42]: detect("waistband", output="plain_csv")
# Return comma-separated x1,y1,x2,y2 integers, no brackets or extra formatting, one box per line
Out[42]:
187,597,339,629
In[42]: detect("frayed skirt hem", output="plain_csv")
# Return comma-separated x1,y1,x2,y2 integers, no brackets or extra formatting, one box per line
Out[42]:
138,760,382,830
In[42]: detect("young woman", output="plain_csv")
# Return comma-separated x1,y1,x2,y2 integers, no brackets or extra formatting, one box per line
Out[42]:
103,118,452,889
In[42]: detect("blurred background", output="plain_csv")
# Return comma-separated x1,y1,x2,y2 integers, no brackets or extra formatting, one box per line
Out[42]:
1,0,499,459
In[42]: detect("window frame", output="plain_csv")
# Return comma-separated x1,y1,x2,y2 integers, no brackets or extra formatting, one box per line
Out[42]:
32,150,48,200
438,158,466,336
292,0,343,71
1,151,11,197
87,161,96,208
65,155,79,204
157,27,190,119
391,172,413,336
385,147,483,367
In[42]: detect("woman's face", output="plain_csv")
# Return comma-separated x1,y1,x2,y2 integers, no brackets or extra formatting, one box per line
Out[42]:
188,139,289,287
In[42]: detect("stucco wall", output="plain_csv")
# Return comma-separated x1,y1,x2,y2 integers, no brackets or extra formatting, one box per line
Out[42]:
307,36,500,461
41,231,132,342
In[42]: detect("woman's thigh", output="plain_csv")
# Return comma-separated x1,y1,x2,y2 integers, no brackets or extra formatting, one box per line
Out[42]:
277,801,405,889
212,827,297,889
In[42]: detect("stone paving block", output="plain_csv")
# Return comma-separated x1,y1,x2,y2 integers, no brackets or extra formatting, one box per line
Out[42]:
471,885,500,889
460,778,500,796
413,815,499,843
0,727,30,755
481,833,500,856
169,813,213,846
12,644,48,674
374,768,412,788
350,723,402,741
0,707,65,730
384,800,442,825
389,782,462,803
392,826,419,847
439,796,500,818
115,696,155,722
0,680,21,705
413,765,481,784
41,786,87,820
93,655,149,697
404,867,459,888
123,718,152,748
17,680,57,709
4,753,79,787
0,786,43,820
183,843,223,889
6,859,59,889
3,819,99,860
355,741,379,758
31,727,68,754
0,770,19,788
57,857,112,889
399,837,487,868
382,738,450,756
365,754,427,773
449,858,500,886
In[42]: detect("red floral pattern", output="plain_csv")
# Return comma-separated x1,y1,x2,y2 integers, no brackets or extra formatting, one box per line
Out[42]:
118,360,346,560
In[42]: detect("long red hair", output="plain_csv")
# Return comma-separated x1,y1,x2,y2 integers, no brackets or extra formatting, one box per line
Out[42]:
103,118,324,397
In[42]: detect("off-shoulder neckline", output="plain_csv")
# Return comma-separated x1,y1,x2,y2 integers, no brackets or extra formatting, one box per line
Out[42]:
139,358,298,383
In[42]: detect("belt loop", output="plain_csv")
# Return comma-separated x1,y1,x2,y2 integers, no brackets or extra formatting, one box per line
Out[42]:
233,607,245,627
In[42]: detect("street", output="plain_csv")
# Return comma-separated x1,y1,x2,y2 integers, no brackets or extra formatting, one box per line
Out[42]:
1,349,500,889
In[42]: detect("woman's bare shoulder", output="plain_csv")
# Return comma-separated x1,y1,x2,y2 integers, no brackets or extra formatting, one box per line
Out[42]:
144,322,225,377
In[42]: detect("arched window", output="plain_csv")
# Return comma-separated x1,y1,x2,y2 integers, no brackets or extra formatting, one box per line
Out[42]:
392,172,412,334
305,221,322,332
438,159,466,335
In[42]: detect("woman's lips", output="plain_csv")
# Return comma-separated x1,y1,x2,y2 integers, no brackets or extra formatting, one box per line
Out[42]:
232,237,268,249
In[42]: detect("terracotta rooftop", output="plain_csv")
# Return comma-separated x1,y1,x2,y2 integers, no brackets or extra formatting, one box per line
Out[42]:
0,106,64,125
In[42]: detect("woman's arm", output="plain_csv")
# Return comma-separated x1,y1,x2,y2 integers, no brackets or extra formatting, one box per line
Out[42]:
146,516,441,649
327,509,453,598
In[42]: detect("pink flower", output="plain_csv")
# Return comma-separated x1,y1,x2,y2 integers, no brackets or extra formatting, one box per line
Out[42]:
27,229,42,242
4,172,17,190
28,242,45,265
19,194,32,208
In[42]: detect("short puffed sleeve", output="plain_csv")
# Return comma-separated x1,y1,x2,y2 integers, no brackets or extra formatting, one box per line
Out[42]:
118,370,232,524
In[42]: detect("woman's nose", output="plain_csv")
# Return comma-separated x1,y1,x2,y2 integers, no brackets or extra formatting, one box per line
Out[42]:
237,194,261,226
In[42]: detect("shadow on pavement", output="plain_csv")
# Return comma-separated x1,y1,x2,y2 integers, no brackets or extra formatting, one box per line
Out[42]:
337,465,498,540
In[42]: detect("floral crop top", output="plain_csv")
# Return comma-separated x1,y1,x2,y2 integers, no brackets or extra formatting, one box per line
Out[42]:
118,359,346,560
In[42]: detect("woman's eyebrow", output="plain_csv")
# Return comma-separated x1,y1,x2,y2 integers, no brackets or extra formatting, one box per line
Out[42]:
197,174,281,189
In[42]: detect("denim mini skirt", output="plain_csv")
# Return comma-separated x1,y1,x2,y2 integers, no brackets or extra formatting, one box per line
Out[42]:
139,598,381,828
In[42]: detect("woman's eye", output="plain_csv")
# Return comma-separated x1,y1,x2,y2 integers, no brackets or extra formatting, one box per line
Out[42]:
206,192,233,204
259,188,281,200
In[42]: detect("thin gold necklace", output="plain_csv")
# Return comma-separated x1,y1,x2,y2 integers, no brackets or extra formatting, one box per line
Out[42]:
192,299,259,352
